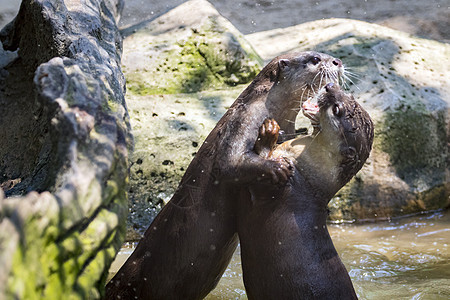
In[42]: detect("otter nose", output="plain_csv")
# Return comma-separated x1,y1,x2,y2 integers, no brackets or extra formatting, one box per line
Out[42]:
325,82,335,92
332,59,342,67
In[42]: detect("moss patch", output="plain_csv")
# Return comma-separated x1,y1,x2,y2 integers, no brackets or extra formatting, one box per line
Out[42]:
123,11,262,96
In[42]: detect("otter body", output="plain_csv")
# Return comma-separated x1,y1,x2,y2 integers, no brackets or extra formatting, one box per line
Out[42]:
238,83,374,300
105,53,344,300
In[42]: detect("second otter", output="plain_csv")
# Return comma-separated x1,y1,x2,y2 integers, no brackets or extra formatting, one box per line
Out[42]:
238,83,374,299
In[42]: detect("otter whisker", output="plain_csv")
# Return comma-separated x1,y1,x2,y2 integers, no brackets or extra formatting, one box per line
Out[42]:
292,83,309,95
300,86,308,101
342,73,360,91
341,67,361,90
311,71,322,89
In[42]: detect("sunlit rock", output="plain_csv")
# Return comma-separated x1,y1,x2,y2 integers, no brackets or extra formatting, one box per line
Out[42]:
123,0,262,234
122,0,263,95
248,18,449,221
0,0,130,298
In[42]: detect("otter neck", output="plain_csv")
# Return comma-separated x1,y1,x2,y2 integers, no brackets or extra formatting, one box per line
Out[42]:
265,88,301,135
295,135,344,201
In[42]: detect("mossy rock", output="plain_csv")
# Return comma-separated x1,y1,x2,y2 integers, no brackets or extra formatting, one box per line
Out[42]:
122,0,263,96
125,88,242,235
0,0,130,298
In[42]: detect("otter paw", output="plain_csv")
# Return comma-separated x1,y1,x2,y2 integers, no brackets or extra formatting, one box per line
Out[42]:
254,118,280,158
263,157,294,185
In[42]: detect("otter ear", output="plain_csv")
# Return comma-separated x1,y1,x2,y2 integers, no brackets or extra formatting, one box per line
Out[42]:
344,146,357,160
278,59,290,70
270,59,290,82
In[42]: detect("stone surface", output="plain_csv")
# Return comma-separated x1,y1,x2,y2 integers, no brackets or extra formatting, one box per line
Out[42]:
123,0,263,235
248,18,449,221
126,88,241,234
0,0,21,29
0,0,130,298
122,0,263,95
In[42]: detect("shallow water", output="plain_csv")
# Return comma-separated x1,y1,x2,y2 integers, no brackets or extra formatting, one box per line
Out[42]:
110,210,450,299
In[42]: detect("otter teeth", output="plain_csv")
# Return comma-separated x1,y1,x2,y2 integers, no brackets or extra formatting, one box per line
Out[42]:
302,99,320,125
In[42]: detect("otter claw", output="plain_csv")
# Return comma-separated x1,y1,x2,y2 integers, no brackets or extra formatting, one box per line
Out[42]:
255,118,280,158
265,157,294,185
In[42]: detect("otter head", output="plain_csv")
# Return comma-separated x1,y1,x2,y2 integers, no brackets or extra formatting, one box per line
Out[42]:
301,83,374,193
250,52,344,134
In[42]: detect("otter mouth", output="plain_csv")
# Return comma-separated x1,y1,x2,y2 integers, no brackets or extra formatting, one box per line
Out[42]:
301,72,343,126
301,87,326,126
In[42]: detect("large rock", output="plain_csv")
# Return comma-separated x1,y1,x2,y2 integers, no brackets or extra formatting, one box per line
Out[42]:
0,0,130,298
122,0,263,95
123,0,262,235
248,18,449,221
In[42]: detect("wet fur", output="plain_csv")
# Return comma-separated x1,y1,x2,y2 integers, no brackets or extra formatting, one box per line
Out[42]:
238,84,374,300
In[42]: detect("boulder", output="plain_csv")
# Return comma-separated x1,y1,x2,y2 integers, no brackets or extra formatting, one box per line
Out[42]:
0,0,130,298
248,18,450,221
123,0,262,234
122,0,263,95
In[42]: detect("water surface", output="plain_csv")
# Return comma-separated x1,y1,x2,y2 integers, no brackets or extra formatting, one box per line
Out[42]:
110,210,450,299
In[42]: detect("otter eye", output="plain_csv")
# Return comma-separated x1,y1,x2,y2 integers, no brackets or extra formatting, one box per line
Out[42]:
332,104,343,117
310,56,321,65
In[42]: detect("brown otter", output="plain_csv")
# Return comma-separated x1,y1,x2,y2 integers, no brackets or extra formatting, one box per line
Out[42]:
238,83,374,299
105,52,344,300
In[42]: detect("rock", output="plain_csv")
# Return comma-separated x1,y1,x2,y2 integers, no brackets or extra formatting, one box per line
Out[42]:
123,0,263,234
126,89,241,234
0,41,17,68
248,19,449,221
0,0,130,298
122,0,263,95
0,0,20,29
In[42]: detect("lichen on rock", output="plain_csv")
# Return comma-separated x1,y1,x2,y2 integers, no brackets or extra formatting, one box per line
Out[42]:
126,88,241,235
0,0,130,298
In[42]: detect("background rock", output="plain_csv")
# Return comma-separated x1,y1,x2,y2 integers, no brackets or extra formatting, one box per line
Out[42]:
123,0,262,234
122,0,262,95
117,0,449,43
248,18,449,221
0,0,130,298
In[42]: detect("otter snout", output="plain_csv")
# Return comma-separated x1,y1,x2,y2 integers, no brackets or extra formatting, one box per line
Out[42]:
332,58,342,67
325,82,337,92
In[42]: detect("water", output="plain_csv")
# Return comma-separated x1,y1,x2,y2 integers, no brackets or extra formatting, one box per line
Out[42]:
109,210,450,299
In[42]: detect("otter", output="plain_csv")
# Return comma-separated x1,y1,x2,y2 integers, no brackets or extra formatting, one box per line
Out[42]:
105,52,344,300
238,83,374,299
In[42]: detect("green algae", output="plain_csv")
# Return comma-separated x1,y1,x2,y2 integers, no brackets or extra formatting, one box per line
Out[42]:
125,19,262,96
